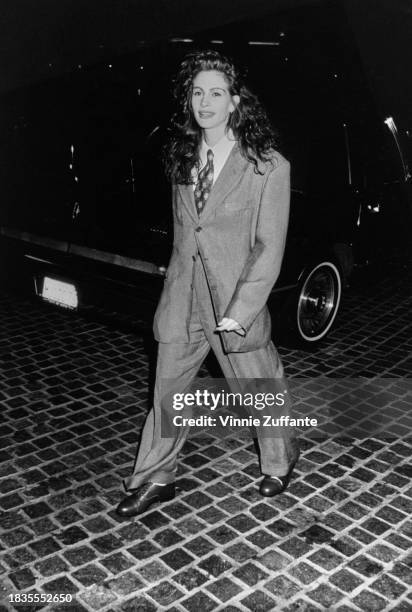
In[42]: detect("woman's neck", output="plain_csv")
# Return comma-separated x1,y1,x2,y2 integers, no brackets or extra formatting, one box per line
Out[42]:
202,127,233,148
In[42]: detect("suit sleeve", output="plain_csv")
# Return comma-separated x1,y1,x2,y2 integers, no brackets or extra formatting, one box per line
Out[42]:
223,158,290,332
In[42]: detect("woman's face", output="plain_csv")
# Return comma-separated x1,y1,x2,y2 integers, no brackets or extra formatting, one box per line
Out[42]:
191,70,238,133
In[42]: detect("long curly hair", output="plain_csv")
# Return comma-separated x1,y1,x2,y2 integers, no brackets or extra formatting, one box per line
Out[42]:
164,49,280,184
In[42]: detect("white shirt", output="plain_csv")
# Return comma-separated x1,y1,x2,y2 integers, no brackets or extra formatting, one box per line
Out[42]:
192,130,236,189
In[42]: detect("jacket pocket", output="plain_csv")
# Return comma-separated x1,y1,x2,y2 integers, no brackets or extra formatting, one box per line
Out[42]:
222,200,251,212
217,202,252,218
221,306,272,353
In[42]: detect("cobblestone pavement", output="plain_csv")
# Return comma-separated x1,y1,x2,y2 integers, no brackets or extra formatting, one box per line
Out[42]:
0,260,411,612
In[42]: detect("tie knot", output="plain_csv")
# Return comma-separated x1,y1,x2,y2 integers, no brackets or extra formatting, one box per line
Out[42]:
206,149,214,164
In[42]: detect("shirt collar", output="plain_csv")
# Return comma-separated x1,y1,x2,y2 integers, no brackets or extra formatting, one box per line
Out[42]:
199,129,236,159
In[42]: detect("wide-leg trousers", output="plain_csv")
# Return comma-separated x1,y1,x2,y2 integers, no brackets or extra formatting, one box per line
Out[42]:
124,256,299,491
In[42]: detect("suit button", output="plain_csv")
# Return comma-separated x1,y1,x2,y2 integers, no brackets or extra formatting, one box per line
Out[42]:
195,226,202,232
192,255,196,262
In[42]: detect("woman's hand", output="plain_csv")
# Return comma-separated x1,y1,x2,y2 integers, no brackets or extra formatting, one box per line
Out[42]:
215,318,245,335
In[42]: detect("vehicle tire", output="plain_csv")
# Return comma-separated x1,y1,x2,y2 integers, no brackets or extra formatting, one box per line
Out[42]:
293,260,342,343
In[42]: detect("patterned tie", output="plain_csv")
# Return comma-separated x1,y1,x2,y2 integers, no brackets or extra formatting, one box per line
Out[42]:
194,149,214,216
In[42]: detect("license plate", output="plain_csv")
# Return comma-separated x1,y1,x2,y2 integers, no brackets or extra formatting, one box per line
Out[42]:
41,277,78,309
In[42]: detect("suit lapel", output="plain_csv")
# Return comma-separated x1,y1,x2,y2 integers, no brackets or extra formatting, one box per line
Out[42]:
199,142,249,223
177,182,197,224
177,142,248,225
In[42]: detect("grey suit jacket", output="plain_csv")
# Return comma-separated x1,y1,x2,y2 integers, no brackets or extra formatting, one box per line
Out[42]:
153,142,291,353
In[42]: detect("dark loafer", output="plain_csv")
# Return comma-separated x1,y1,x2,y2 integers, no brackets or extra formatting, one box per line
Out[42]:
116,482,175,517
259,462,297,497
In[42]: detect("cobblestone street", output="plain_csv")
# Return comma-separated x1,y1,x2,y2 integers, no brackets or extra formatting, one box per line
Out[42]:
0,259,411,611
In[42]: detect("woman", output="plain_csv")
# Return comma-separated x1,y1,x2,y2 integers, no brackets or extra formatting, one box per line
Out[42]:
116,50,299,518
